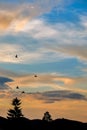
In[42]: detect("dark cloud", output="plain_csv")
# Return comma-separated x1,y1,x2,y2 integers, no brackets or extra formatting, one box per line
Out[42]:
67,93,86,100
0,77,13,90
30,90,87,103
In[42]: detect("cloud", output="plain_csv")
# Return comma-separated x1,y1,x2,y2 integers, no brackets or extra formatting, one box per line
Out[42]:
5,71,87,93
0,0,75,33
0,77,13,90
0,68,17,78
6,14,87,64
0,12,15,31
49,44,87,61
0,0,70,32
18,19,57,38
43,14,87,61
80,15,87,28
30,90,87,103
0,2,87,64
0,68,76,93
0,68,86,94
32,17,87,62
0,43,25,63
6,73,75,91
0,41,70,64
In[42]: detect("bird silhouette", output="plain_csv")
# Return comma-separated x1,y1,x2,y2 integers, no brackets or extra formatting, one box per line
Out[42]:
34,75,37,77
22,91,25,93
15,54,18,58
16,86,19,89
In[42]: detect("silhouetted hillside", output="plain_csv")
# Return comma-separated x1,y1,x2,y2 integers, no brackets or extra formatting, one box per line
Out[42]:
0,116,8,130
0,116,87,130
51,118,87,130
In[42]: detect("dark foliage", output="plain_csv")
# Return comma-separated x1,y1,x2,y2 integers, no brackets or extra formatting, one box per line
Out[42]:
42,111,52,122
7,97,23,119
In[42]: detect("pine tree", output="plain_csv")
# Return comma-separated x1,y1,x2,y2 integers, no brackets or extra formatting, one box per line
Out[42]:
7,97,23,119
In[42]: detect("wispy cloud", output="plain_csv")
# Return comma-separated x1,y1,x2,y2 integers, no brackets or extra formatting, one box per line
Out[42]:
0,69,73,91
0,18,87,66
49,44,87,61
0,41,70,64
28,90,87,103
19,19,57,38
0,0,71,32
0,1,87,65
6,73,66,91
6,14,87,63
1,70,86,93
0,12,15,31
0,44,24,63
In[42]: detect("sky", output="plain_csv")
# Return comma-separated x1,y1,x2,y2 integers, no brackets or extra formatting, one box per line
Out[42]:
0,0,87,122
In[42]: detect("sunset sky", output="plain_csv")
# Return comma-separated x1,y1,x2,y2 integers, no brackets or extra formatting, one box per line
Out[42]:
0,0,87,122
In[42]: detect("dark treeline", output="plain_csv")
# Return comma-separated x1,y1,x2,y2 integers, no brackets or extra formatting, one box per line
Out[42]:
0,97,87,130
0,116,87,130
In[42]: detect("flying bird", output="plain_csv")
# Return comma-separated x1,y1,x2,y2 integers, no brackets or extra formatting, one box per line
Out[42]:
16,86,19,89
34,75,37,77
15,54,18,58
22,91,25,93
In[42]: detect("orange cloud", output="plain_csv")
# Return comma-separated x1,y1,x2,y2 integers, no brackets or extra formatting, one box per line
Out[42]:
5,73,87,94
0,13,14,30
6,74,71,91
0,0,69,32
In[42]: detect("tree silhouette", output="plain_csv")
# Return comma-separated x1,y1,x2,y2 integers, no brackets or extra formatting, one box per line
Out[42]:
7,97,23,119
42,111,52,122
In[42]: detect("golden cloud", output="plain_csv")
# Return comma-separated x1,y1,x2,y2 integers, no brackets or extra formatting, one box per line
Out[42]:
6,73,76,92
0,12,15,30
0,0,69,32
